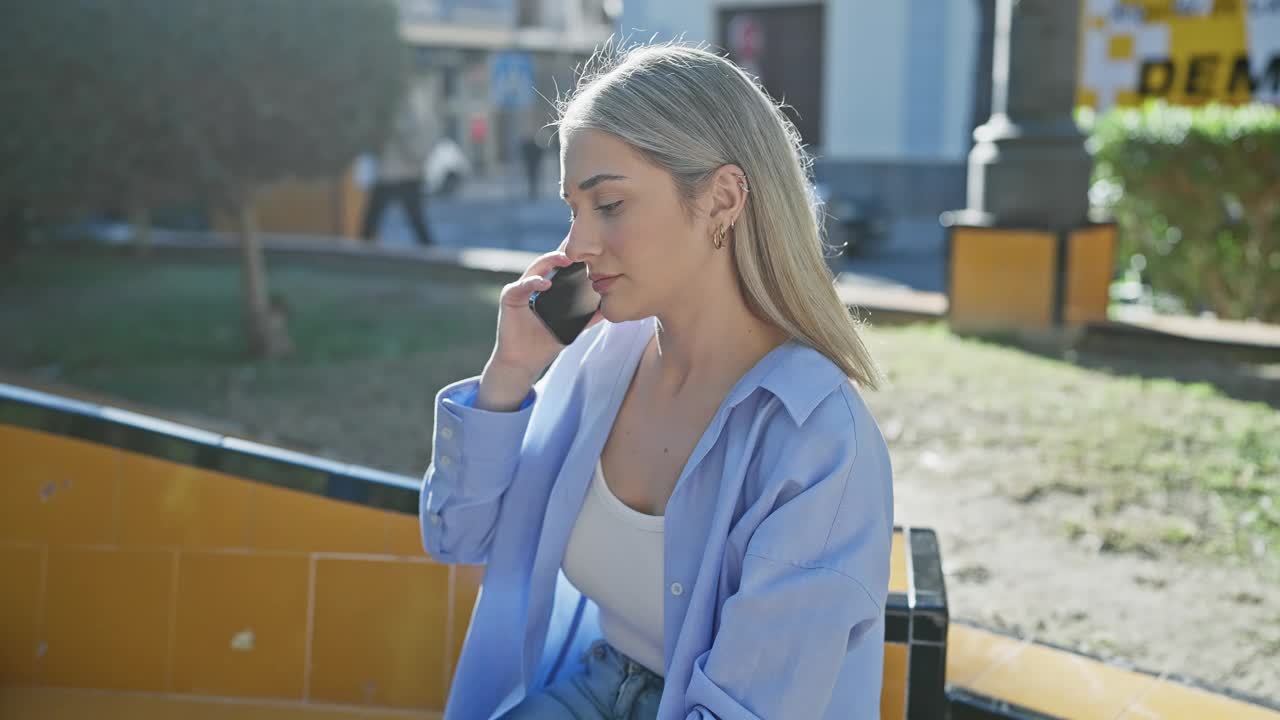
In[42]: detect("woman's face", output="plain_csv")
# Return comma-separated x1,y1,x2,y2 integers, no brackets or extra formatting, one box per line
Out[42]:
560,129,717,323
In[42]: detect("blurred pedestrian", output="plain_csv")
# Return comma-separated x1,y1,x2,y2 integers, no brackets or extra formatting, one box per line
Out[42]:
469,113,489,175
521,136,544,200
361,88,435,246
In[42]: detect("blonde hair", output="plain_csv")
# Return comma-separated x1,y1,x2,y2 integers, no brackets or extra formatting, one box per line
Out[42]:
557,41,882,389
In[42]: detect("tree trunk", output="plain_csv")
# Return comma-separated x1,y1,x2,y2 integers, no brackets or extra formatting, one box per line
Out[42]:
234,197,293,359
130,204,152,257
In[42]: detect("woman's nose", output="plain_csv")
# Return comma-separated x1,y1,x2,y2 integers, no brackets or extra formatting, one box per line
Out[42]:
562,223,598,263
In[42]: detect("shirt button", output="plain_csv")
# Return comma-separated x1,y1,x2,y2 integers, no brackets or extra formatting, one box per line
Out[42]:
670,582,683,597
438,456,453,468
440,426,454,440
429,513,441,525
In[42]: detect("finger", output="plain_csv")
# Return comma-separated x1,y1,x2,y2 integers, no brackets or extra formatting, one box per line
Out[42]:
521,249,573,281
502,275,552,307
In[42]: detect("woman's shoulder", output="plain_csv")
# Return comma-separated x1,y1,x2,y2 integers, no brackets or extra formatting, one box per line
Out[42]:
742,342,888,486
752,341,872,433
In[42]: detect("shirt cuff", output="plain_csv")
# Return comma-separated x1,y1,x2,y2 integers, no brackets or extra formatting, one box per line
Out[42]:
434,377,536,471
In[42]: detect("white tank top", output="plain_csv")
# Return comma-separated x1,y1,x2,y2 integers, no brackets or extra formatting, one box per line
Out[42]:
562,459,666,676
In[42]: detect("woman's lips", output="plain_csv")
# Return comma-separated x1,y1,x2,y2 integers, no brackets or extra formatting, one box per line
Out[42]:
590,274,619,293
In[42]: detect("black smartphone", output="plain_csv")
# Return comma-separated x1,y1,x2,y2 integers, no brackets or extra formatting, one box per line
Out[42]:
529,261,601,345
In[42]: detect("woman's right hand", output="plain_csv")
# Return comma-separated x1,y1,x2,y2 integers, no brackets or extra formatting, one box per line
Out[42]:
476,249,596,411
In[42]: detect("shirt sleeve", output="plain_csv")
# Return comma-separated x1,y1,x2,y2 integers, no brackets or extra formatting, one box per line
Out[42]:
419,376,536,564
683,397,893,719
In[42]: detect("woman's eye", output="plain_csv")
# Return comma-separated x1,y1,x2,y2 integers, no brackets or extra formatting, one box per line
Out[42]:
596,200,623,215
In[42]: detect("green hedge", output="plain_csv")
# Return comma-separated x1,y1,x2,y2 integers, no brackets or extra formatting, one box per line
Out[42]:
1085,102,1280,323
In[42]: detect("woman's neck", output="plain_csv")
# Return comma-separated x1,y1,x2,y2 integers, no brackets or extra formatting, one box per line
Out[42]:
649,276,788,397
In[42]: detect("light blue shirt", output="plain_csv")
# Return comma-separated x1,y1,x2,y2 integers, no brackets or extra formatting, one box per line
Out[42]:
422,317,894,720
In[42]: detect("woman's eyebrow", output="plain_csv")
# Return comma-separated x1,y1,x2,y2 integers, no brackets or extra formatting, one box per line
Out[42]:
562,173,628,198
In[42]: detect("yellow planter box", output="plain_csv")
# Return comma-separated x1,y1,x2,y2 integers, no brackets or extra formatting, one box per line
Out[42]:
945,223,1117,333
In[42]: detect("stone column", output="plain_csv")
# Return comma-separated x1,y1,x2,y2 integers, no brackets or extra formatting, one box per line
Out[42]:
965,0,1092,229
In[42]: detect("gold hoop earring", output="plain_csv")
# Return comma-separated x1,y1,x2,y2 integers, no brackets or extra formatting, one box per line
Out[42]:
713,226,727,250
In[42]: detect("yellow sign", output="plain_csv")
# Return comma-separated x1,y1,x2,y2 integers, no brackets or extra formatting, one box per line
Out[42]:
1079,0,1280,109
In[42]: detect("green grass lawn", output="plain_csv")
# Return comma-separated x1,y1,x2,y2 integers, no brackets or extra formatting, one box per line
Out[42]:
2,245,1276,575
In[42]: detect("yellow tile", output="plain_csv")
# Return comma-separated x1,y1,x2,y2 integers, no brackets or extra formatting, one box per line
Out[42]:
450,565,483,678
1078,87,1099,110
0,544,43,683
117,453,253,550
1066,226,1117,326
387,513,429,558
1120,679,1280,720
945,625,1028,686
888,530,908,594
963,639,1158,719
1088,15,1107,30
879,642,908,720
1108,34,1134,60
0,426,118,545
250,483,388,555
1116,89,1141,107
311,558,450,710
171,552,309,699
40,547,173,691
949,229,1057,331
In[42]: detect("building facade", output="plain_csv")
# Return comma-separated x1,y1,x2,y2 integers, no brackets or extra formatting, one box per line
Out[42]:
619,0,987,255
397,0,616,174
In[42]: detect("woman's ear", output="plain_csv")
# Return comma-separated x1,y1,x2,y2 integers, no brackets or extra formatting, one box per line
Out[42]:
706,163,749,229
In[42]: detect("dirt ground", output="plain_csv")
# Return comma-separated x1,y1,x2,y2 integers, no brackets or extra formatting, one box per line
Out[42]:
890,445,1279,701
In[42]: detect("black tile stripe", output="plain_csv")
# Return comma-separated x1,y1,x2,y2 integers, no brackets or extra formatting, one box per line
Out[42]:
908,528,948,644
911,609,947,645
1052,229,1068,326
886,609,910,645
946,687,1064,720
0,383,420,515
908,527,947,610
906,643,948,720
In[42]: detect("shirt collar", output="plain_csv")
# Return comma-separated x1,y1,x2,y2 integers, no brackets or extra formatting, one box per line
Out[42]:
725,339,850,425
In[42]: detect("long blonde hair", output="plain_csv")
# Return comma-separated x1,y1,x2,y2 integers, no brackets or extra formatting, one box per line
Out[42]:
557,41,882,389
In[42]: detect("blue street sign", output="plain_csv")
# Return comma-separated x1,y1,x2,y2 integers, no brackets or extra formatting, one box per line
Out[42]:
491,51,535,110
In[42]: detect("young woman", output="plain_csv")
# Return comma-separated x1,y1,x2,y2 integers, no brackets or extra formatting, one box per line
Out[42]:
421,43,893,720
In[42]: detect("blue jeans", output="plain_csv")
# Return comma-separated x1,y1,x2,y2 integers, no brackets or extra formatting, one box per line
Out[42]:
497,640,664,720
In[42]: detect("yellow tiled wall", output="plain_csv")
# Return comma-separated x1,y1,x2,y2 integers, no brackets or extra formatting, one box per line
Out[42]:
0,424,477,714
8,423,1274,720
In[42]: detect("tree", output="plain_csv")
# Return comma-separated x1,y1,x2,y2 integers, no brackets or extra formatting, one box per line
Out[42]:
0,0,407,356
0,1,197,260
157,0,407,357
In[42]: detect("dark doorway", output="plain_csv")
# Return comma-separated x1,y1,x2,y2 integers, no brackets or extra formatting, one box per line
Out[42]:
718,5,825,147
